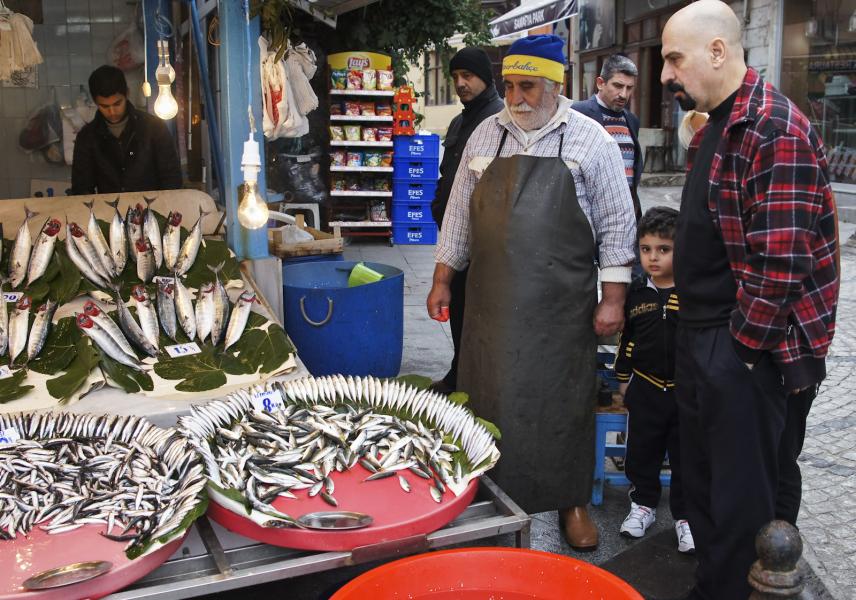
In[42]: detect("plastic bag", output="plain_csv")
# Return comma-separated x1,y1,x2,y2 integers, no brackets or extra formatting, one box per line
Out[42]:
19,103,62,152
107,20,145,71
61,91,97,165
280,224,314,244
267,153,327,204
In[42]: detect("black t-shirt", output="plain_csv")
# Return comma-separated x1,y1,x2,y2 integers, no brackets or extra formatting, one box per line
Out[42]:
674,91,738,328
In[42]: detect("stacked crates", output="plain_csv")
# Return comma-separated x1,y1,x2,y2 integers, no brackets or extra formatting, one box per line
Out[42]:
392,134,440,245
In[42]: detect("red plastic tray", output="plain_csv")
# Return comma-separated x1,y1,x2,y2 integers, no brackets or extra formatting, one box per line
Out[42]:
207,468,479,551
0,525,185,600
331,547,644,600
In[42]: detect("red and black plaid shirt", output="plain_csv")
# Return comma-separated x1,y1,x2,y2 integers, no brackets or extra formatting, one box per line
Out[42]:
687,68,839,389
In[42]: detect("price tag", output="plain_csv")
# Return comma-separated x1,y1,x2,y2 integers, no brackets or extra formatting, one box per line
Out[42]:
0,365,13,380
153,276,174,285
0,427,21,446
165,342,202,358
3,292,21,303
251,389,285,413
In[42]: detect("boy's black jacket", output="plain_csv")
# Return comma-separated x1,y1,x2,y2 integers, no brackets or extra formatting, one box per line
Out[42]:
615,276,679,389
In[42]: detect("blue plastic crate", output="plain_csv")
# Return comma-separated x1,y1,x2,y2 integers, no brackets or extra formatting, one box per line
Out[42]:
391,202,433,224
392,180,438,203
393,158,439,181
392,222,438,245
393,134,440,159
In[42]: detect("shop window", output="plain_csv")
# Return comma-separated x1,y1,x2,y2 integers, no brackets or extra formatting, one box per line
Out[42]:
582,60,598,100
781,0,856,184
424,51,454,107
626,21,641,44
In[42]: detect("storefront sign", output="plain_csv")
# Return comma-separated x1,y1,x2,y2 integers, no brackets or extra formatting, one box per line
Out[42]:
809,57,856,72
165,342,202,358
490,0,578,39
251,388,285,413
328,52,392,71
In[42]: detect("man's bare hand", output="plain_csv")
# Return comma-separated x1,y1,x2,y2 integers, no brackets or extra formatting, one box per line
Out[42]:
594,281,628,337
427,263,456,320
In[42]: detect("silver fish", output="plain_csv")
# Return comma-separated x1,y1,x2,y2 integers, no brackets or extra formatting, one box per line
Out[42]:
142,197,164,270
106,198,127,275
174,206,209,276
156,279,178,342
0,280,8,356
69,222,112,281
194,283,214,343
83,200,117,277
173,275,197,340
76,313,145,370
82,299,136,360
0,223,3,265
162,211,183,271
26,218,61,286
114,289,158,357
135,238,155,283
131,285,160,349
26,300,57,362
65,222,109,289
126,206,142,263
223,291,256,351
8,295,31,364
208,263,231,346
9,207,38,288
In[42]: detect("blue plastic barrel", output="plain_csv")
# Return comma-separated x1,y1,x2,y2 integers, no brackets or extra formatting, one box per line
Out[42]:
283,261,403,377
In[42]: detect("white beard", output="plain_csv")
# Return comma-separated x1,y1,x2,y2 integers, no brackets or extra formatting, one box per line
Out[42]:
506,95,557,131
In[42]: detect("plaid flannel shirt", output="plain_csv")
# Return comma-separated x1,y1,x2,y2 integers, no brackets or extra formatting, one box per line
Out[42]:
688,68,839,389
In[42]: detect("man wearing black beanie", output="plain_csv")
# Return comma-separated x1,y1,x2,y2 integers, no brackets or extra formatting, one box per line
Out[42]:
430,47,504,395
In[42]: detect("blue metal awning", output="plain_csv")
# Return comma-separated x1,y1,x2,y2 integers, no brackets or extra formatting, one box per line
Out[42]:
490,0,578,39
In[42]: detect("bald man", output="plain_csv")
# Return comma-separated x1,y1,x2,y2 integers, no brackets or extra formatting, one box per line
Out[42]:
661,2,839,599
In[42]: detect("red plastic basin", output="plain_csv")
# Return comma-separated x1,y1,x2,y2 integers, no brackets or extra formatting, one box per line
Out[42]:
331,547,643,600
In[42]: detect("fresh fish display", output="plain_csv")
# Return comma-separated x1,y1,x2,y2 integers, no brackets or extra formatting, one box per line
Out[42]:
174,206,208,276
0,411,206,552
8,207,38,288
223,291,256,351
113,290,158,358
106,198,127,275
134,238,156,284
173,275,197,341
194,283,214,343
26,218,61,286
69,222,112,281
83,300,136,360
162,211,183,271
179,377,500,528
83,200,117,277
65,223,110,289
77,314,143,370
156,280,178,342
131,285,160,349
208,263,231,346
7,296,31,364
25,300,56,362
143,197,164,270
0,280,8,356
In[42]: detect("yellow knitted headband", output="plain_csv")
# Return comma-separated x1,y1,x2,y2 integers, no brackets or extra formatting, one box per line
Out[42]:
501,55,565,83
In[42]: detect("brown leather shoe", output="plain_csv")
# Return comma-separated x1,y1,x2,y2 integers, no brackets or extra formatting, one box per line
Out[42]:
559,506,599,552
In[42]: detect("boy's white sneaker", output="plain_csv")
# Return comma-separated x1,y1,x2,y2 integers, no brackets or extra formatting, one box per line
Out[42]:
620,502,656,538
675,519,695,554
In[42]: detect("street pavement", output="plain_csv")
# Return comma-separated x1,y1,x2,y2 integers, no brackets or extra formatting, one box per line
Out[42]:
340,186,856,598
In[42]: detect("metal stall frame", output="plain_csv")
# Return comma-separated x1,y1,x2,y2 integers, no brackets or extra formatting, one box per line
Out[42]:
107,478,530,599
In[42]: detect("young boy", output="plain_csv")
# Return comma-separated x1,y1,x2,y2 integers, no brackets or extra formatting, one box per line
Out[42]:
614,206,694,554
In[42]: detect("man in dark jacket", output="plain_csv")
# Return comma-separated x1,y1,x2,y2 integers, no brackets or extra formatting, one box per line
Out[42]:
71,65,182,195
572,54,643,219
430,47,504,394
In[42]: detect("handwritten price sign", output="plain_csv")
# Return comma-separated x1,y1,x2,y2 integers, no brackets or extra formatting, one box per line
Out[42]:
165,342,202,358
3,292,21,303
251,389,285,413
0,427,21,446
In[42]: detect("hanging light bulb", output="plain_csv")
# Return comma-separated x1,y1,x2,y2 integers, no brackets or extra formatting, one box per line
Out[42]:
237,135,269,229
154,40,178,120
805,17,819,37
849,10,856,33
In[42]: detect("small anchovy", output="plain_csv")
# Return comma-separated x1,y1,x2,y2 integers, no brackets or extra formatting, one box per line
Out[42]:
8,295,31,364
156,279,178,342
398,475,411,493
208,263,231,346
142,197,163,270
173,274,197,341
174,206,209,276
83,200,117,277
162,211,183,271
106,198,127,275
223,291,257,351
65,222,109,289
26,300,57,362
9,207,38,288
27,217,61,286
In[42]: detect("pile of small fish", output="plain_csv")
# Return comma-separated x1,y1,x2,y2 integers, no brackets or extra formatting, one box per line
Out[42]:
0,412,207,553
0,293,56,365
180,376,499,527
76,271,259,369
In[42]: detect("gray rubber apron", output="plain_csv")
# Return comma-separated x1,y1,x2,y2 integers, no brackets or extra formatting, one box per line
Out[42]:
459,128,597,514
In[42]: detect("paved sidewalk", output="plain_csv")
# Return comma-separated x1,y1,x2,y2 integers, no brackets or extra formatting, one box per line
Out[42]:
340,185,856,598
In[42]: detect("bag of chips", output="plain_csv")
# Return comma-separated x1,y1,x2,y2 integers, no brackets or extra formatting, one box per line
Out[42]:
362,127,378,142
375,102,392,116
360,101,376,116
347,70,363,90
376,127,393,142
362,68,377,90
330,102,344,116
345,101,361,116
329,125,345,141
380,151,393,167
344,125,362,141
346,175,361,191
364,152,382,167
330,150,346,166
346,151,364,167
331,175,346,191
331,70,347,90
374,178,391,192
378,70,394,90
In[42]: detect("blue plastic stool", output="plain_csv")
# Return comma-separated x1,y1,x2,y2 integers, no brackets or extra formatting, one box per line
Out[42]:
592,410,672,506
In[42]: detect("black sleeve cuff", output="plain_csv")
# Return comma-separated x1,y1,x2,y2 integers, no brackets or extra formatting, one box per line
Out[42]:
732,338,763,365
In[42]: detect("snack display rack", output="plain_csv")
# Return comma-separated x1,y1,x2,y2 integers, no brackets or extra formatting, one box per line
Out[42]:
327,67,397,245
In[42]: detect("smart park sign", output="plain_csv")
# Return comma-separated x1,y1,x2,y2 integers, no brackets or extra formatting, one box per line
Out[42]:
490,0,578,39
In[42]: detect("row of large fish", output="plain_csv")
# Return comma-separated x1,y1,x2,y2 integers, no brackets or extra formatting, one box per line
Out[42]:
1,199,207,291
